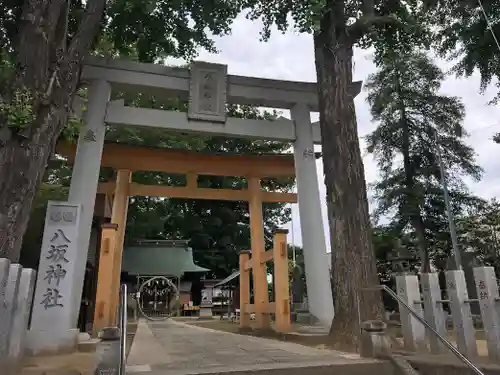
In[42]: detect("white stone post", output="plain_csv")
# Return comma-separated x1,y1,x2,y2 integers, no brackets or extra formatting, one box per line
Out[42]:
290,104,334,328
5,264,22,345
473,266,500,361
396,275,426,351
8,268,36,369
421,273,446,353
27,202,82,355
445,270,477,359
0,258,11,362
68,79,110,327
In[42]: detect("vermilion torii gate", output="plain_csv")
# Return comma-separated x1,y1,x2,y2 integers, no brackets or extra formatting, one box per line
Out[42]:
56,140,299,334
27,57,361,354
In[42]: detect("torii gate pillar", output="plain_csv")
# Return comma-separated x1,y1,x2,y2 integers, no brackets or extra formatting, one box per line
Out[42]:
291,104,334,328
67,80,110,326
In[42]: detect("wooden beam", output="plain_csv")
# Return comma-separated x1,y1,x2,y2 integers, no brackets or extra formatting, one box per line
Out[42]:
97,182,298,203
81,56,362,111
57,141,296,178
244,250,274,271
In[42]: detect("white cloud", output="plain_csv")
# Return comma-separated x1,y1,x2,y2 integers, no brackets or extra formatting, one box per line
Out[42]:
171,14,500,251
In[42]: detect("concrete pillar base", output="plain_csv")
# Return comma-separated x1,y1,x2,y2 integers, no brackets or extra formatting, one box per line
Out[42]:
25,328,79,356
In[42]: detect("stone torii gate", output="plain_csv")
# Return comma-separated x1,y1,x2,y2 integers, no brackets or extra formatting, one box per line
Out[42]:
27,57,361,354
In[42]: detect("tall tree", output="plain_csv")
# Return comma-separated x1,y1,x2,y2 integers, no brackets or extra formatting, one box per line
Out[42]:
0,0,241,261
241,0,428,346
366,49,482,272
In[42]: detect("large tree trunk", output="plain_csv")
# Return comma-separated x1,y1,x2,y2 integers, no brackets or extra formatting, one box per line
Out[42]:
412,215,431,272
0,0,106,261
314,26,383,348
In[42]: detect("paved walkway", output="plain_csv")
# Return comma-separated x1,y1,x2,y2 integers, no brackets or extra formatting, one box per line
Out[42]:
126,319,388,375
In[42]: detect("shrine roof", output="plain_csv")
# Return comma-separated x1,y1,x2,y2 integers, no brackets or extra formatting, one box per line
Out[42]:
214,271,240,287
122,242,209,277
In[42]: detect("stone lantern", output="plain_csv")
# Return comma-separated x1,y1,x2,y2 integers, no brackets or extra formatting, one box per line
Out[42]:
387,240,416,276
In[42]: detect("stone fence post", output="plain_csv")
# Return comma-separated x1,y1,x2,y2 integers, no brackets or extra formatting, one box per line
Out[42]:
0,260,36,374
396,275,426,351
420,273,446,354
0,258,11,364
473,266,500,361
9,268,36,372
445,269,477,359
4,263,22,373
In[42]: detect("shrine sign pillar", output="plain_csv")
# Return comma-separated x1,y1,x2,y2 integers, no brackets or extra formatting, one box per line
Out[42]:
27,202,82,355
291,103,334,328
67,79,111,327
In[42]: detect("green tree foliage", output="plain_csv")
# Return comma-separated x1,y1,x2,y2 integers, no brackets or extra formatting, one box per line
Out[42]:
239,0,431,345
366,48,482,272
0,0,242,261
372,226,416,279
425,0,500,97
457,199,500,270
423,1,500,146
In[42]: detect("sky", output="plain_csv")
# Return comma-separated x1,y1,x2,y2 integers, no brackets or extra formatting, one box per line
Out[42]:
168,13,500,252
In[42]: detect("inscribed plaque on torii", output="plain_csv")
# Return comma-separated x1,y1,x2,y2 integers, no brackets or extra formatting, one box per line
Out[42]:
188,61,227,123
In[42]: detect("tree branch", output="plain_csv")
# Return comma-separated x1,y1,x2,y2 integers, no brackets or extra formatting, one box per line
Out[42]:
69,0,107,56
346,14,401,42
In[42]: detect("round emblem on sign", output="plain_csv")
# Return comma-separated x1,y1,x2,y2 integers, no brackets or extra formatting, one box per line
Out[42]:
50,211,62,222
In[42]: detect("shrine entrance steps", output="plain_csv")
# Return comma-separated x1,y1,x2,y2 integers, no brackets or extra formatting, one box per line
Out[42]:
125,319,393,375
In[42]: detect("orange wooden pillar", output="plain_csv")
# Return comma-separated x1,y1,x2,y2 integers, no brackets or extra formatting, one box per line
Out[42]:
273,228,291,333
92,223,119,336
109,169,131,325
248,177,270,329
239,250,251,329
